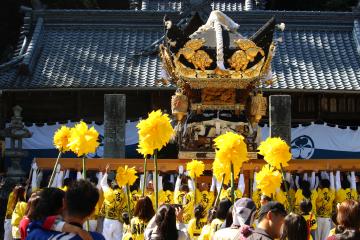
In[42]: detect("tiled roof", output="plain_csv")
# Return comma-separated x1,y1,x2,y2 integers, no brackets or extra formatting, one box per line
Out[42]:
270,29,360,90
1,10,360,92
140,0,255,11
0,66,18,88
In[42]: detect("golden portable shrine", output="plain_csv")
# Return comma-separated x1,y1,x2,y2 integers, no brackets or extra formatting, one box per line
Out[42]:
160,11,275,159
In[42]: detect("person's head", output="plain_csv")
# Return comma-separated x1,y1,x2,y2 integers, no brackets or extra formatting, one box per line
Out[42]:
122,212,130,225
147,180,154,192
216,198,232,220
65,180,99,223
232,198,257,227
25,191,41,218
31,187,65,220
280,213,307,240
300,180,311,198
194,204,205,225
13,185,26,203
199,183,208,192
224,206,233,228
319,178,330,189
111,180,120,190
260,195,272,206
257,201,287,239
63,178,73,187
336,200,360,230
299,199,312,215
134,196,155,223
163,181,174,192
207,208,217,224
154,204,178,240
341,174,351,189
130,177,140,192
179,184,189,193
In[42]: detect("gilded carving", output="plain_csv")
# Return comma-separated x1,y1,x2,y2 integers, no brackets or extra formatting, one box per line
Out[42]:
178,39,213,72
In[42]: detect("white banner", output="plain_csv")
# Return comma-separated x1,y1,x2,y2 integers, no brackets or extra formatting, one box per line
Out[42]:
5,121,360,159
261,123,360,159
5,120,139,150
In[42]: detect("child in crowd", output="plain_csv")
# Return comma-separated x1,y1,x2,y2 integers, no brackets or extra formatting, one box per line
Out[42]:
187,204,207,239
26,187,93,240
198,208,216,240
300,199,317,240
11,185,27,240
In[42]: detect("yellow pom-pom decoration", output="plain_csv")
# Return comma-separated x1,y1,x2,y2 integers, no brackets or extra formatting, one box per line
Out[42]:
255,164,282,197
67,121,100,157
53,126,71,152
213,158,231,185
137,140,154,157
212,132,248,182
258,137,292,169
137,110,174,155
213,132,248,166
116,165,138,187
186,160,205,179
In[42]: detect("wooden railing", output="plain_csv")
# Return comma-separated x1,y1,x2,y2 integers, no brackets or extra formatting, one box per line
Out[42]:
35,158,360,197
34,158,360,172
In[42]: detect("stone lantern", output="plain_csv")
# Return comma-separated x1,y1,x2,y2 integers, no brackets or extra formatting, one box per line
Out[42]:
0,106,32,180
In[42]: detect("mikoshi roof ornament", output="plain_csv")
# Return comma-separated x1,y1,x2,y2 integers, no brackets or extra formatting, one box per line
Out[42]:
160,10,284,157
161,10,277,90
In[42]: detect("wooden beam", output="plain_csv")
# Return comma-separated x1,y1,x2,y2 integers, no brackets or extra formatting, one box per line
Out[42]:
35,158,360,172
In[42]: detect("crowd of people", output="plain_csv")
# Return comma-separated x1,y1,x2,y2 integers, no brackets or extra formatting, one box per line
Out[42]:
3,163,360,240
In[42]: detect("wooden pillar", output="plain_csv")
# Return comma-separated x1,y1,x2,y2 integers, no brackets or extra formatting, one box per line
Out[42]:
104,94,126,158
269,95,291,145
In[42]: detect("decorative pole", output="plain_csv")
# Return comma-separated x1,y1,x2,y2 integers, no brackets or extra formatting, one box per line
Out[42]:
142,157,148,197
82,156,86,179
48,152,62,187
154,149,159,209
213,174,225,208
230,163,235,203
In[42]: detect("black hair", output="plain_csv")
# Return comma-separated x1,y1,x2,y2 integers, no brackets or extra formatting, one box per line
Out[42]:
163,181,174,192
122,212,130,225
319,178,330,189
130,177,140,192
31,188,65,220
65,180,99,219
26,192,41,219
154,204,178,240
194,204,205,226
299,199,312,215
179,184,189,192
216,199,232,220
341,173,351,189
300,180,311,199
13,185,26,204
224,206,233,228
89,176,98,185
63,178,73,187
280,213,308,240
134,196,155,223
261,195,272,202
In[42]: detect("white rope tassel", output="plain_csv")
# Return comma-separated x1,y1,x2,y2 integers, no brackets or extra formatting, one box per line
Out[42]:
214,19,225,70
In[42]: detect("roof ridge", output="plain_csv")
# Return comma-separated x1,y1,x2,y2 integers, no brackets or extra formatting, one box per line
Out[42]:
353,20,360,55
20,18,44,75
32,9,359,26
